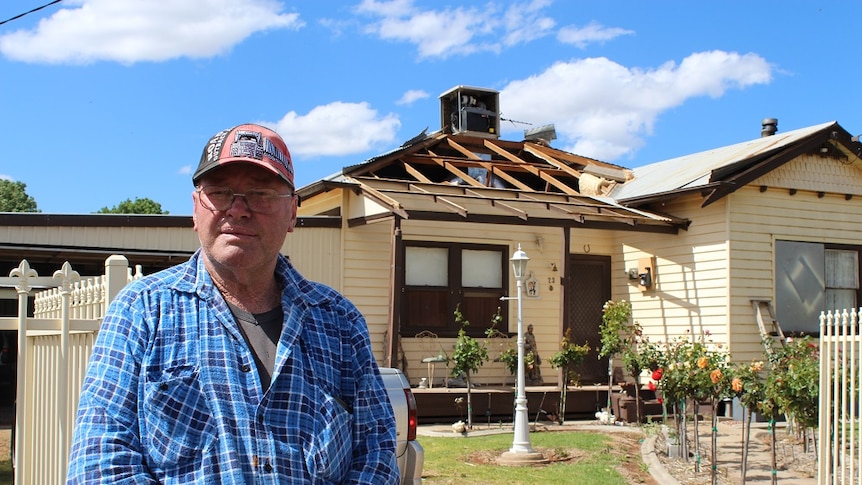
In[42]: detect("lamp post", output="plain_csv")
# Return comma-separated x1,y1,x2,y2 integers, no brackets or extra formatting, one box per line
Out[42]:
499,244,547,465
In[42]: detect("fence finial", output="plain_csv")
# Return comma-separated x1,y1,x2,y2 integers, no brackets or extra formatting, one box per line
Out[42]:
53,261,81,293
9,259,38,294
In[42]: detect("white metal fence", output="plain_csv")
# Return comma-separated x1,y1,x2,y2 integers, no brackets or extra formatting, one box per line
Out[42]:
0,256,140,485
818,307,862,485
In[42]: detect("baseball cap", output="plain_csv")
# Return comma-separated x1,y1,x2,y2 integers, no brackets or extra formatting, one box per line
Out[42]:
193,124,294,188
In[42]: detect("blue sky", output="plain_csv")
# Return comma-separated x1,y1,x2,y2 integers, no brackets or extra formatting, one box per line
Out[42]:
1,0,860,215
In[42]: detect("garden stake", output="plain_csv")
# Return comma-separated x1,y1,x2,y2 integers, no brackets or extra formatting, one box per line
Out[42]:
769,416,777,485
694,400,701,472
741,407,752,484
710,399,719,485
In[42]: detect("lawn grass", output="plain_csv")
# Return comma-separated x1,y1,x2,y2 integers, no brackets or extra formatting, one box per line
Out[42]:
0,431,645,485
420,430,645,484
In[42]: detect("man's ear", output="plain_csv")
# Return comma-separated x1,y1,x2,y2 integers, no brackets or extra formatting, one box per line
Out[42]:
191,191,199,231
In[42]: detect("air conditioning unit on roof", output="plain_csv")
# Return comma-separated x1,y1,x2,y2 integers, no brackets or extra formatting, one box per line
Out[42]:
439,85,500,139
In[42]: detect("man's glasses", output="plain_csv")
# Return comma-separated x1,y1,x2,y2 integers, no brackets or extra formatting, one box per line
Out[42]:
196,186,294,214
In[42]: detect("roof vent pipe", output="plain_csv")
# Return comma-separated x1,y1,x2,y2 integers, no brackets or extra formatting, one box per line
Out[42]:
761,118,778,137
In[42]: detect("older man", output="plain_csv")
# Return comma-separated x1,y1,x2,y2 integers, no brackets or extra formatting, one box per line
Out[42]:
68,124,399,484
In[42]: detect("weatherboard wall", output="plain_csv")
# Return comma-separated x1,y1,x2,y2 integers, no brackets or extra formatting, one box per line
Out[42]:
727,154,862,362
613,192,733,371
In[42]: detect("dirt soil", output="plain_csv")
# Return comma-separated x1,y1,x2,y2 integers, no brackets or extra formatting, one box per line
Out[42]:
652,420,817,485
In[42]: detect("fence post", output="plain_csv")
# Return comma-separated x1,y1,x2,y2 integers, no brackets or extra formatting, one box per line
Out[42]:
818,310,830,485
104,255,130,306
9,260,38,485
53,262,80,483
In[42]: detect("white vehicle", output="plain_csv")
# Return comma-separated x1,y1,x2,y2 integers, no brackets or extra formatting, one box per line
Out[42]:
379,367,424,484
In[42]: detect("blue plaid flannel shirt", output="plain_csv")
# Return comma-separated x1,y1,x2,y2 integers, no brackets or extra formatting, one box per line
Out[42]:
67,250,399,484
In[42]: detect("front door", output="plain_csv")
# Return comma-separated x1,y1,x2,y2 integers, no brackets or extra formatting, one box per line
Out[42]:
564,254,611,384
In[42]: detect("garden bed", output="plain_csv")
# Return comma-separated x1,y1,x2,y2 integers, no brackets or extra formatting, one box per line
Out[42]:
652,419,816,485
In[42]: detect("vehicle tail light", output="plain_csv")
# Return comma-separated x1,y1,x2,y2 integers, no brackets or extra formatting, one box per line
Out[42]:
404,388,418,441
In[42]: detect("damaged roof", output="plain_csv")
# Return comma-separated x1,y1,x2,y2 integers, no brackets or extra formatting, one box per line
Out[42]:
298,129,688,233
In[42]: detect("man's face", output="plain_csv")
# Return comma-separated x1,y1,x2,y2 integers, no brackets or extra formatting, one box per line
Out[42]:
193,164,297,276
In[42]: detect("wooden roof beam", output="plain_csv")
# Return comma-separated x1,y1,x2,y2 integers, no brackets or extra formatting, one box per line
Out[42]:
484,140,541,176
518,193,587,222
476,162,534,191
446,138,484,160
484,139,579,195
524,145,583,180
408,184,468,217
463,188,528,220
429,156,485,188
400,161,433,183
539,172,580,196
357,183,410,219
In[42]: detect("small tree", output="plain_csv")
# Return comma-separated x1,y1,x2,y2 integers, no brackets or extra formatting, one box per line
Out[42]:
0,179,39,212
548,328,590,424
450,304,491,430
598,300,637,418
731,360,767,484
97,197,168,214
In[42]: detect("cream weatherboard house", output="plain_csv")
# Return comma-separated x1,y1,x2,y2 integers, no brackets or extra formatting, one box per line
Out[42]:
2,87,861,424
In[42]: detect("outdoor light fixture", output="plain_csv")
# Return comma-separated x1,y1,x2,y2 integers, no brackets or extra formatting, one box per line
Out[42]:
638,267,652,288
499,245,547,465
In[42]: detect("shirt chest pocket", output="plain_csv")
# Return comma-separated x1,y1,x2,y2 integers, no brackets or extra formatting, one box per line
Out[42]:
304,391,354,482
142,365,216,468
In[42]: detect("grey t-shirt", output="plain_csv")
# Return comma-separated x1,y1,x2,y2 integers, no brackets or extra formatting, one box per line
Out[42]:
228,303,283,391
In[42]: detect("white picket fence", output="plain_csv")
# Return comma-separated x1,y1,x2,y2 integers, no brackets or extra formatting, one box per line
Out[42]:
818,307,862,485
0,256,141,485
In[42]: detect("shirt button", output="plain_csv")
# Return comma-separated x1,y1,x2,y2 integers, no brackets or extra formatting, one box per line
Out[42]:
159,383,169,391
264,462,273,472
258,414,264,423
241,364,252,372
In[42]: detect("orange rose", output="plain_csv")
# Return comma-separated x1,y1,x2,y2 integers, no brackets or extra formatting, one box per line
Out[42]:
710,369,722,384
732,377,743,392
697,356,709,369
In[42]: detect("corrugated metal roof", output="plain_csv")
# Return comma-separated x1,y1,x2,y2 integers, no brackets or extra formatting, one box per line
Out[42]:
611,121,837,201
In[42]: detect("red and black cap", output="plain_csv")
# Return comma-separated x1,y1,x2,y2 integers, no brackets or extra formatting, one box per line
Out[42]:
193,124,294,188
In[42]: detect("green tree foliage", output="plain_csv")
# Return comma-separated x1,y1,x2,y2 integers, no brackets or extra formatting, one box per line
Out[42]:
764,336,819,429
0,179,39,212
97,197,168,214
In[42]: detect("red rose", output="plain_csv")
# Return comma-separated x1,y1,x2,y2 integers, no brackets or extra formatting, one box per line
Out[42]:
652,368,663,381
657,397,664,404
648,381,657,391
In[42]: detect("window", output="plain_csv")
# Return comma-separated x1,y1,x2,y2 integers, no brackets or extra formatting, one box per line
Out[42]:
825,249,859,311
775,241,861,334
402,242,508,337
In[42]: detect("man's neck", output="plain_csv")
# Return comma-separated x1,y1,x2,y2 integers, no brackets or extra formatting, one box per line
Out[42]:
205,261,282,314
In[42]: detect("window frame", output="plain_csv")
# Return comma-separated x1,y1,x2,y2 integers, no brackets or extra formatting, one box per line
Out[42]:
400,241,509,338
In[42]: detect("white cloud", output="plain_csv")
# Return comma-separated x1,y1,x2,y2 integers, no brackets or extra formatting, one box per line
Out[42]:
0,0,304,64
396,89,429,105
500,50,773,161
557,21,634,49
0,174,12,181
269,101,401,157
355,0,554,59
501,0,556,47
